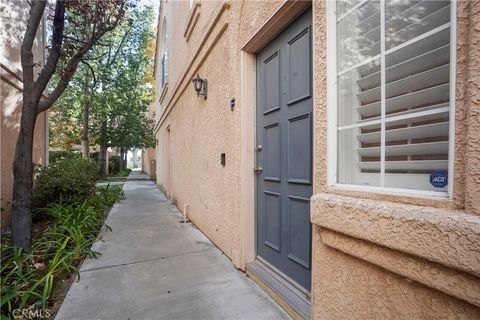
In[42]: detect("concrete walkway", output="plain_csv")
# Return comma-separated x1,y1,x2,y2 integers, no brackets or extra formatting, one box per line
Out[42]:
56,170,289,320
96,181,125,187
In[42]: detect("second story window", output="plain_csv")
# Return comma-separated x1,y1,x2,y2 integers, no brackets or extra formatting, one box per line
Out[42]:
161,18,168,87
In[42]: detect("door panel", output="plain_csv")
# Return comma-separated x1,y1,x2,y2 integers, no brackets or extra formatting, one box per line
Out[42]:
287,113,312,184
287,195,311,269
264,191,281,252
256,8,312,291
287,27,311,104
264,51,281,113
264,123,281,181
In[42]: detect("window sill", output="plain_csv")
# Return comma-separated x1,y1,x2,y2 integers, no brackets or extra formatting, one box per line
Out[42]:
325,183,455,211
311,192,480,278
330,183,449,200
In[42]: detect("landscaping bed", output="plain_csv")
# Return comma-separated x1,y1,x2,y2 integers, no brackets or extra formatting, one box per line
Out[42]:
96,169,132,184
1,158,124,319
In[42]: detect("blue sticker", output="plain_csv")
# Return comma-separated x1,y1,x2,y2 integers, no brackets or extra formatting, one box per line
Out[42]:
429,171,448,188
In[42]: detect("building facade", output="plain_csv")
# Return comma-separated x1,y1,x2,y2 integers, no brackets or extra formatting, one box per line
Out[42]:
1,1,48,227
153,1,480,318
142,102,157,179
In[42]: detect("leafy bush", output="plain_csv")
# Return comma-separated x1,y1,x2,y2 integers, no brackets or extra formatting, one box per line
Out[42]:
115,169,131,177
32,157,98,210
89,151,99,164
1,185,123,318
49,151,81,163
1,239,77,316
109,156,120,175
91,185,125,211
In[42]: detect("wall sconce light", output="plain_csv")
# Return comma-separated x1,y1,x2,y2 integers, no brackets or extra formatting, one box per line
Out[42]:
192,73,207,99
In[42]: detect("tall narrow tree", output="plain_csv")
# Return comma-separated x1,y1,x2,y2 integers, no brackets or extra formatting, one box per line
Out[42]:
12,0,128,250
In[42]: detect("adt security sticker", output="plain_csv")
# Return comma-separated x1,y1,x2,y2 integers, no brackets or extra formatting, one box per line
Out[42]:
430,171,448,188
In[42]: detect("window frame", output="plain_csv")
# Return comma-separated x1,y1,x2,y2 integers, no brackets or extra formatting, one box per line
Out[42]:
326,0,457,199
161,17,168,88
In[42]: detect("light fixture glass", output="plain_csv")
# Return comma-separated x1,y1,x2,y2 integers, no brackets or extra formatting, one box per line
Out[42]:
192,73,207,99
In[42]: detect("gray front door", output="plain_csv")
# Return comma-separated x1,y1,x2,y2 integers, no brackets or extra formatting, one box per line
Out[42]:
256,8,312,291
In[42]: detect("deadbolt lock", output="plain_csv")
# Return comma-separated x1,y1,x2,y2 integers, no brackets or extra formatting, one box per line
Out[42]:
254,166,263,173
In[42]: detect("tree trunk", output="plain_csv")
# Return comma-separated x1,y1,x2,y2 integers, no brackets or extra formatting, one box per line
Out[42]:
11,98,38,250
97,120,107,179
119,147,125,171
98,142,107,179
10,0,127,250
131,148,138,168
81,72,89,159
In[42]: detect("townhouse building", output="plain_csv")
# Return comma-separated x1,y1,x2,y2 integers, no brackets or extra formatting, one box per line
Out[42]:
152,1,480,318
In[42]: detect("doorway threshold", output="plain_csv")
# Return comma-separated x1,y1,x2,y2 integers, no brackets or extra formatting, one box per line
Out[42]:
247,257,311,319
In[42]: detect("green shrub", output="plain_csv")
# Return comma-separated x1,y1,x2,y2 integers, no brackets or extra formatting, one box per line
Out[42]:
1,185,123,317
91,185,125,212
1,238,77,316
115,169,131,177
49,151,81,163
32,157,98,210
89,151,99,163
109,156,120,175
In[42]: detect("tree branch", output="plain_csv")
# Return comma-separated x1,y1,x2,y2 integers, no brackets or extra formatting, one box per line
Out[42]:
107,22,133,67
81,59,97,88
62,35,109,46
37,1,126,113
82,51,109,61
21,0,47,90
34,0,65,99
37,42,94,114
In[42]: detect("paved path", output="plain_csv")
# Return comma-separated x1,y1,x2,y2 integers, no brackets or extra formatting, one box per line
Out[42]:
96,181,125,187
56,170,289,320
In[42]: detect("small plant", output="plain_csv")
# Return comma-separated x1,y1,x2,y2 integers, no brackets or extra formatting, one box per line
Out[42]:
1,185,123,318
108,156,121,175
32,157,98,211
48,151,81,164
115,169,131,177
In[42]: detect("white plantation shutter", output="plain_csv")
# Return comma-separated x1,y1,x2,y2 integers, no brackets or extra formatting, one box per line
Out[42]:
335,0,452,193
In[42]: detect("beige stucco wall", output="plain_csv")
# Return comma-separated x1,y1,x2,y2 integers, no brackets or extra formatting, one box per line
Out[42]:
154,0,480,318
142,102,156,179
309,0,480,318
142,147,156,179
155,0,285,267
1,1,48,227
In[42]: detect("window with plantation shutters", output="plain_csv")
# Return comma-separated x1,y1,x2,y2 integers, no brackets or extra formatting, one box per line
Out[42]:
333,0,454,194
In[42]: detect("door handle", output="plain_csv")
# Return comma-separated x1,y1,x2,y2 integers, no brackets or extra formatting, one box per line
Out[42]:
254,166,263,174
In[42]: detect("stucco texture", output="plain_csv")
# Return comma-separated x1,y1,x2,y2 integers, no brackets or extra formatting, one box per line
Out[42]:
1,1,48,227
460,0,480,216
154,0,480,318
310,1,480,318
312,225,480,319
142,102,156,179
154,0,285,267
1,82,48,227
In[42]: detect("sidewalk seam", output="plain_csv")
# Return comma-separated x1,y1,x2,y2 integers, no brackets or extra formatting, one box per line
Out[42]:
80,247,214,273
